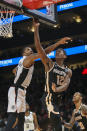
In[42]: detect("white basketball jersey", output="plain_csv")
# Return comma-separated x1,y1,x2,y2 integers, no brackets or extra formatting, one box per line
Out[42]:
14,56,34,89
24,112,35,131
7,56,34,113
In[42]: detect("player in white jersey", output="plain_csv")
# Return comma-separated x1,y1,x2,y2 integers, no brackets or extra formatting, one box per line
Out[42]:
24,103,40,131
5,29,70,131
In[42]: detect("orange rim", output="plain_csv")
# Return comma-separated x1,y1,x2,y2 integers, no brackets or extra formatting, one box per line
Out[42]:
0,10,15,13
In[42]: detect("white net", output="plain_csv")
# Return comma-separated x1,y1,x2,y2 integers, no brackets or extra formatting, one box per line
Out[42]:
0,7,15,38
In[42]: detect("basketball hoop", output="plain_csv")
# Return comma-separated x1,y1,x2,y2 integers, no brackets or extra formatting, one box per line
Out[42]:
0,6,15,38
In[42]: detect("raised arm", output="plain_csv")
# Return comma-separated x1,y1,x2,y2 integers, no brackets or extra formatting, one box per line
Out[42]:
52,68,72,93
44,37,72,54
33,19,71,71
34,20,53,72
24,36,71,64
22,19,71,69
23,36,71,66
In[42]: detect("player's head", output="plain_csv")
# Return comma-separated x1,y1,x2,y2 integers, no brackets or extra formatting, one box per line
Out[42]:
26,103,30,112
22,47,33,56
73,92,82,104
55,48,67,60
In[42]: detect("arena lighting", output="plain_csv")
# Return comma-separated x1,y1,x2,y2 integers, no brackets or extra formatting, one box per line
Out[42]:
75,16,82,23
0,45,87,67
31,26,35,32
82,68,87,75
0,0,87,25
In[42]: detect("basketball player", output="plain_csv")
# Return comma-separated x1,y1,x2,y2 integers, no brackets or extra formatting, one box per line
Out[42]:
24,103,41,131
63,92,87,131
34,20,72,131
6,29,71,131
11,103,41,131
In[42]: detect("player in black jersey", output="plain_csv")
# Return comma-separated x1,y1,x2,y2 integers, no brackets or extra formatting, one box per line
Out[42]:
63,92,87,131
5,26,71,131
34,20,72,131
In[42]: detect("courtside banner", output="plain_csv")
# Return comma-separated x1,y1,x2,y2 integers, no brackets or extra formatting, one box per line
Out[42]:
0,57,22,67
0,45,87,67
57,0,87,11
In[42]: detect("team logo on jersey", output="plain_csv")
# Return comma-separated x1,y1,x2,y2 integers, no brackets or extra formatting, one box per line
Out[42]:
53,69,66,76
11,105,15,109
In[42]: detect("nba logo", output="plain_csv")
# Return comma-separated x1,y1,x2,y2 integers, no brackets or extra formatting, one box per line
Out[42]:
46,5,51,15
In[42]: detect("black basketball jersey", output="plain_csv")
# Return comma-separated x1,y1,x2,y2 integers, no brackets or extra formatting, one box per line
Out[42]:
74,105,87,130
14,56,34,89
45,62,68,106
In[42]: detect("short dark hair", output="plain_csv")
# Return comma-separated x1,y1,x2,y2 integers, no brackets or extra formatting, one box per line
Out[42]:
22,47,28,54
22,46,33,55
56,48,67,56
79,92,83,98
74,92,83,98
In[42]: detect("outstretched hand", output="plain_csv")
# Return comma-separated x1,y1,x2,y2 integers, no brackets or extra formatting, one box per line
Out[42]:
33,17,40,28
58,37,72,45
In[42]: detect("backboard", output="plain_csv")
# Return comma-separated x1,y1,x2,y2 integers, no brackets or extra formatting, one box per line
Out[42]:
25,4,58,26
0,0,58,26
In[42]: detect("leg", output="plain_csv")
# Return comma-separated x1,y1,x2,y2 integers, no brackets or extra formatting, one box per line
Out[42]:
17,113,25,131
50,112,62,131
16,88,26,113
5,113,17,131
16,88,26,131
6,87,17,131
